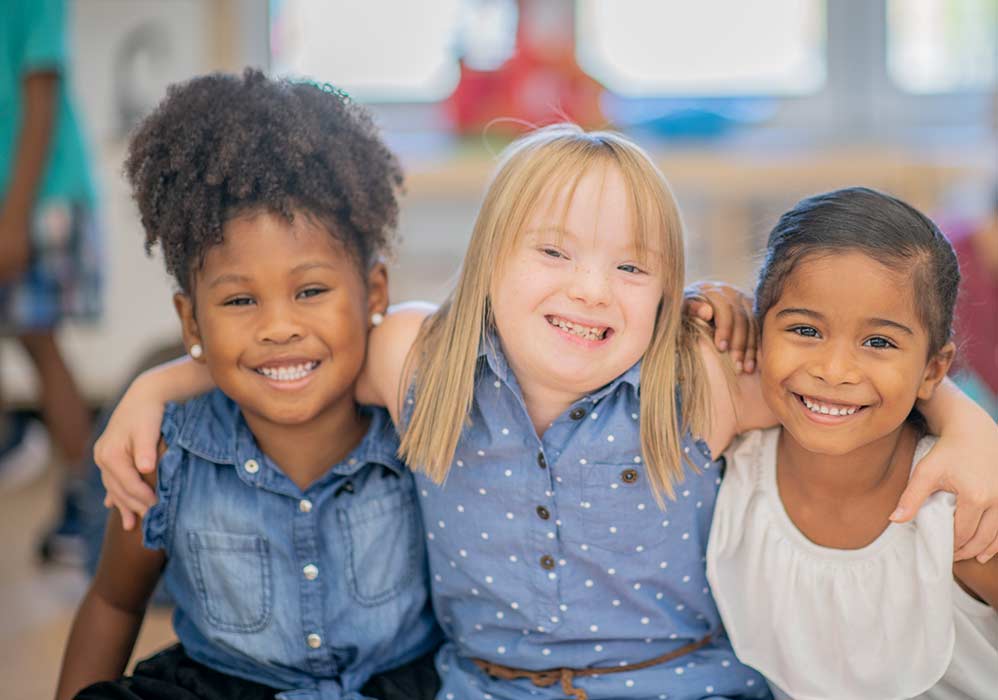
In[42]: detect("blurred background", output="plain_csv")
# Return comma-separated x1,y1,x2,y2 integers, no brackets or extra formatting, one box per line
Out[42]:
2,1,996,696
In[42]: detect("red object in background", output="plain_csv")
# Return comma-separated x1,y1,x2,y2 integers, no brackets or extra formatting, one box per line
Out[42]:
446,0,605,133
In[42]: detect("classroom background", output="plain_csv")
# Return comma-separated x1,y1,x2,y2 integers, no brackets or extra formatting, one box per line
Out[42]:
2,1,996,698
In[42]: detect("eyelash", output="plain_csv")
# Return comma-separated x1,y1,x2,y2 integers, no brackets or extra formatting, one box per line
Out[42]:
538,248,645,274
788,326,896,349
222,287,328,306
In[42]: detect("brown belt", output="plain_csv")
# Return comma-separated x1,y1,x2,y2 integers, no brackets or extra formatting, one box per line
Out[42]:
472,630,714,700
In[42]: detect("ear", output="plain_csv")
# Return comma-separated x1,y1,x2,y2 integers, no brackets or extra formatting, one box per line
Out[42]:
173,292,205,363
916,341,956,401
366,262,389,321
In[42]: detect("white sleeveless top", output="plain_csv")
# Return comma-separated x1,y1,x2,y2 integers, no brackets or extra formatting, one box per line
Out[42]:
706,428,998,700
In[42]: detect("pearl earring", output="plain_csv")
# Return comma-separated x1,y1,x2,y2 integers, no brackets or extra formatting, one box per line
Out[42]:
189,343,203,359
370,312,384,327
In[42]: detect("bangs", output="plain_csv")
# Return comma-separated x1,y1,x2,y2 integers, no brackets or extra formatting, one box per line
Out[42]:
510,148,668,270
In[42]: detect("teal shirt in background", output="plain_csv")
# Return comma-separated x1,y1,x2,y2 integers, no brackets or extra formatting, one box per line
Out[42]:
1,0,95,206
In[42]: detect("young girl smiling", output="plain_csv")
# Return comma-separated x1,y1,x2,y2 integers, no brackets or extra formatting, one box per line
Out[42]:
56,70,440,700
708,188,997,699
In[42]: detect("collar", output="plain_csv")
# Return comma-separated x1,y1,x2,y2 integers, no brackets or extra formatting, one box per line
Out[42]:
170,389,404,479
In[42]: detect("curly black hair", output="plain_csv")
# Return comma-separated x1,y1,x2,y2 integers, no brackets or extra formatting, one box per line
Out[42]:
125,68,403,293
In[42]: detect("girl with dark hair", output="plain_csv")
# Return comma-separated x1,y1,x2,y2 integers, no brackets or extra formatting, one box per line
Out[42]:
707,187,998,699
54,69,442,700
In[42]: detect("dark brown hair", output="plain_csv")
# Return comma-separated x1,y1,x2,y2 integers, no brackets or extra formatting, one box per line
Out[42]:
755,186,960,355
125,68,403,292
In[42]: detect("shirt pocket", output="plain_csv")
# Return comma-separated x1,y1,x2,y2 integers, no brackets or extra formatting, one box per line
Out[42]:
581,462,671,554
187,530,273,633
338,486,421,607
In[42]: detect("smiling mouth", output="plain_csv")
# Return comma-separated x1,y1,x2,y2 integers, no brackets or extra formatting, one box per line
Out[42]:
545,315,611,341
255,361,320,382
795,393,866,417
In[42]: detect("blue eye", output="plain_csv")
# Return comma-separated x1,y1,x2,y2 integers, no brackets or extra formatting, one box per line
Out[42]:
541,247,564,259
618,264,643,274
223,296,254,307
790,325,820,338
864,336,896,349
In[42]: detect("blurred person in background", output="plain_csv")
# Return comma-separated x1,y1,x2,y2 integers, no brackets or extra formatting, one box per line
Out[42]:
1,0,103,565
950,186,998,420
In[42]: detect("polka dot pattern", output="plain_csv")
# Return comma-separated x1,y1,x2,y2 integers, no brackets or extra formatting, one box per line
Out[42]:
409,343,770,699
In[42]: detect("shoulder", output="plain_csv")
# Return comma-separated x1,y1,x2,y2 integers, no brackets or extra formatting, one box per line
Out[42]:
357,302,436,424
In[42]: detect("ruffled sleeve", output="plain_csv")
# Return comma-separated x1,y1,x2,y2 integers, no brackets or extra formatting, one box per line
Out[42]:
141,402,188,555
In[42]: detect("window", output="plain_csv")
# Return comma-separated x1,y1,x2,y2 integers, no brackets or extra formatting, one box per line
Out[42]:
269,0,463,101
887,0,997,94
575,0,826,97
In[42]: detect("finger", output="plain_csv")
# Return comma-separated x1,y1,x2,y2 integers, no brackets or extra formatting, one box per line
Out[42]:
103,494,112,509
119,507,136,532
683,298,714,322
710,299,733,354
890,463,940,522
975,535,998,564
726,301,749,374
101,469,153,518
954,506,997,561
742,298,758,373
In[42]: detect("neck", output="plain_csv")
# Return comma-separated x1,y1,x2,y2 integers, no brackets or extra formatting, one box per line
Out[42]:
778,423,917,503
519,381,585,436
244,397,369,491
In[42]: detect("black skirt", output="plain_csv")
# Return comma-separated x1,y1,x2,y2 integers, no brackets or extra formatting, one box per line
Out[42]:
75,643,441,700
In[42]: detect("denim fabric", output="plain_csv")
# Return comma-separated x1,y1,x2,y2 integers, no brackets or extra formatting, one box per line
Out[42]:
412,332,771,700
143,390,440,700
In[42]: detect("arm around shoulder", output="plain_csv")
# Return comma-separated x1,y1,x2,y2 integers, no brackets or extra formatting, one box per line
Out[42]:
698,337,777,459
355,302,435,425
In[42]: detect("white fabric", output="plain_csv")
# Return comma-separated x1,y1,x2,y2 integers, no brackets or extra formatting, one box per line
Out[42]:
706,428,998,700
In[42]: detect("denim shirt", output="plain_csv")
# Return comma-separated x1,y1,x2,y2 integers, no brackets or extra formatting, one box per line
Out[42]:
144,390,440,700
411,334,771,700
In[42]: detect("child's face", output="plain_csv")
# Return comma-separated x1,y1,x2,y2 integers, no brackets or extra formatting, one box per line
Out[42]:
490,165,664,400
176,211,386,430
759,251,951,456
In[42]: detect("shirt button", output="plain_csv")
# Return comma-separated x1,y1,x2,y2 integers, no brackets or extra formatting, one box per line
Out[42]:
303,564,319,580
537,451,547,469
299,499,313,513
243,459,260,474
540,555,555,570
536,505,550,520
306,633,322,649
621,468,639,483
569,407,586,420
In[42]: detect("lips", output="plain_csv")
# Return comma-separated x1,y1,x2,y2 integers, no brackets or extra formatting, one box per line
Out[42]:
545,314,612,342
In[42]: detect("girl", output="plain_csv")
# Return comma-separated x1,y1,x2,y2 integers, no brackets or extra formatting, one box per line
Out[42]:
55,70,441,700
707,188,998,699
96,127,998,700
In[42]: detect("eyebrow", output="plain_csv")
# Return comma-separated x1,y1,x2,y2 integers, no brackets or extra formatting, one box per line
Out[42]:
775,307,914,335
207,261,338,289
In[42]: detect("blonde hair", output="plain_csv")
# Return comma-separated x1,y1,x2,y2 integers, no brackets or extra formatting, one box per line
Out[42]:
400,124,709,503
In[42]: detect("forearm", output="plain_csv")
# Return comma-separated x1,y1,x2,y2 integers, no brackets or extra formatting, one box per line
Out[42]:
3,72,57,221
919,377,997,437
55,588,144,700
136,354,216,403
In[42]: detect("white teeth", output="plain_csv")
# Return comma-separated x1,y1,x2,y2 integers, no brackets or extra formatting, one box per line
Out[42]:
548,316,606,341
258,361,318,381
801,395,858,416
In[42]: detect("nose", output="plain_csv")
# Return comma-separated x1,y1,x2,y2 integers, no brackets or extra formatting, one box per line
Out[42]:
808,339,861,385
256,299,304,345
567,262,611,306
